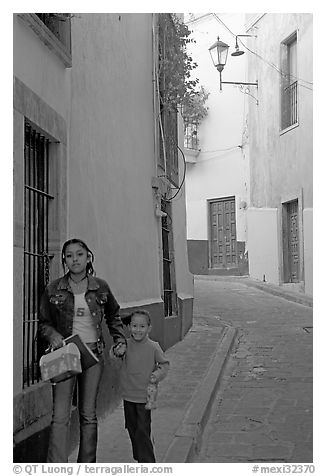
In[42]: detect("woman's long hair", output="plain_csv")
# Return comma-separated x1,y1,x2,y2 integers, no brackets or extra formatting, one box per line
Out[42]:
61,238,95,275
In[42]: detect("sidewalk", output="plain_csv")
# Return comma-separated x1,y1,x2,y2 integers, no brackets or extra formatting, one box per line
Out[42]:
68,317,236,463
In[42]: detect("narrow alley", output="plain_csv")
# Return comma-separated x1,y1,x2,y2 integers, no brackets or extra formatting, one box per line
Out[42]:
13,13,313,467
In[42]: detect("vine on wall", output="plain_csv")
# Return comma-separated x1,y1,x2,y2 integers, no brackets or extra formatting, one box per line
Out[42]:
158,13,209,124
182,85,209,124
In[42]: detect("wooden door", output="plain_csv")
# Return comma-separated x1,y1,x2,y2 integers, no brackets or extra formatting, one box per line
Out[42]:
284,199,300,282
209,197,237,269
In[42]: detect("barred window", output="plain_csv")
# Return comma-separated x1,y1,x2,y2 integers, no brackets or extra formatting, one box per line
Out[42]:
184,121,199,150
281,33,298,130
23,121,54,387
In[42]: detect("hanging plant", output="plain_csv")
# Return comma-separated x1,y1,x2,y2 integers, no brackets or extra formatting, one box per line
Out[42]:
158,14,201,113
182,85,210,124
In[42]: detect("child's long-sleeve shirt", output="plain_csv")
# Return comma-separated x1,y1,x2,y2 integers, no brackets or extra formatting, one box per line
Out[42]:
120,336,169,403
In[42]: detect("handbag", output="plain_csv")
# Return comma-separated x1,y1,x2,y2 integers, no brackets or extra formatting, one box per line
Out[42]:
39,342,82,383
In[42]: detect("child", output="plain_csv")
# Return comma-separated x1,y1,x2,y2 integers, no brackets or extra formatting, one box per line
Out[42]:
39,238,126,463
114,309,169,463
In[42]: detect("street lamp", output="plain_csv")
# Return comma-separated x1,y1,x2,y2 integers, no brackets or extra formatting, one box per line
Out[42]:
208,36,258,92
208,37,229,91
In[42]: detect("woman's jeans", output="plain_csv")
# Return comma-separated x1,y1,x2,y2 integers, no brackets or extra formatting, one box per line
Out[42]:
47,351,103,463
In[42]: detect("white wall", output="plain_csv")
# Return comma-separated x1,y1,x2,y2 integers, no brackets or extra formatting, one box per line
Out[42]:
13,15,71,396
13,15,71,123
247,208,280,284
247,14,313,209
185,13,249,244
68,13,193,306
68,14,161,305
246,14,313,292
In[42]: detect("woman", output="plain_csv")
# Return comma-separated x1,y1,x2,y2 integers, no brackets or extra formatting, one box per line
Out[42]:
39,238,126,463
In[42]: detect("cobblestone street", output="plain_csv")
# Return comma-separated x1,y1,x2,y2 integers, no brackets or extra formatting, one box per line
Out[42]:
192,276,313,463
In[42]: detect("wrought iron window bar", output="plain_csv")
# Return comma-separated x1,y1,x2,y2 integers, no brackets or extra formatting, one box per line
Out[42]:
184,121,199,150
283,81,298,129
23,122,54,388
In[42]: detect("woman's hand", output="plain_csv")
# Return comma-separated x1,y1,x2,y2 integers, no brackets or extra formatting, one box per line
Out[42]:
49,334,65,350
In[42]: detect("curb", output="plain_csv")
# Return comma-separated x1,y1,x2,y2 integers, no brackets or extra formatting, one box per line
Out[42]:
162,326,237,463
240,279,313,308
195,275,313,308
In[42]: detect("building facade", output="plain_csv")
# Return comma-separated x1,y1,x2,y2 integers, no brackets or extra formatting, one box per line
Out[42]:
13,13,193,460
184,13,250,276
245,13,313,295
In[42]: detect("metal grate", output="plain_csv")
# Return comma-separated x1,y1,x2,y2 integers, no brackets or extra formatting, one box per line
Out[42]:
23,122,54,388
284,81,298,128
184,121,199,150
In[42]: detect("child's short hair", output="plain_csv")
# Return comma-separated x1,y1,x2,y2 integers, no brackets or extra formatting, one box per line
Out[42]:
121,309,151,326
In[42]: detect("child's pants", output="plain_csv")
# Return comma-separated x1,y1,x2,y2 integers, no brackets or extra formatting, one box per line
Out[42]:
123,400,155,463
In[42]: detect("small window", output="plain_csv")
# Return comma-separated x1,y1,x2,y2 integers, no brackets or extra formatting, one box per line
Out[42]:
184,121,199,150
280,33,298,130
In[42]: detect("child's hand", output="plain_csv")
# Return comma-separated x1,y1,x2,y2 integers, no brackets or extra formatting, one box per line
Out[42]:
149,373,158,384
145,381,158,410
113,342,126,357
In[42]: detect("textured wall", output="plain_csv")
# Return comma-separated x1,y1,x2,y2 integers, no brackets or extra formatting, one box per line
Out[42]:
68,13,161,304
247,208,280,284
247,14,313,209
246,14,313,292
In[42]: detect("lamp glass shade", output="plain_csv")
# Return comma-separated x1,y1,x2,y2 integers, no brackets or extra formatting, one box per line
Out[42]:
209,37,229,72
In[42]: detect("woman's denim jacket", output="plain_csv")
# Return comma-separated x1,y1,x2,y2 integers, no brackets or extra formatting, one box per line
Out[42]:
39,273,126,352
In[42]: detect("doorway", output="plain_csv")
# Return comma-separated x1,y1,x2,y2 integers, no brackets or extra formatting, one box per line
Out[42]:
208,196,237,269
283,199,300,283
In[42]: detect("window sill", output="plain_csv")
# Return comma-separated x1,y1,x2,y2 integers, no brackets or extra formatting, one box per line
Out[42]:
17,13,72,68
280,122,299,136
185,147,200,163
164,314,178,320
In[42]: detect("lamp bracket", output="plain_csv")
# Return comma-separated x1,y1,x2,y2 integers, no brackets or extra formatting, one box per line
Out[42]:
221,81,258,87
236,34,257,38
238,84,259,105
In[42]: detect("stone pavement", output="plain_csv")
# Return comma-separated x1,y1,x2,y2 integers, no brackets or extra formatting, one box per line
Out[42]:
192,276,313,463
